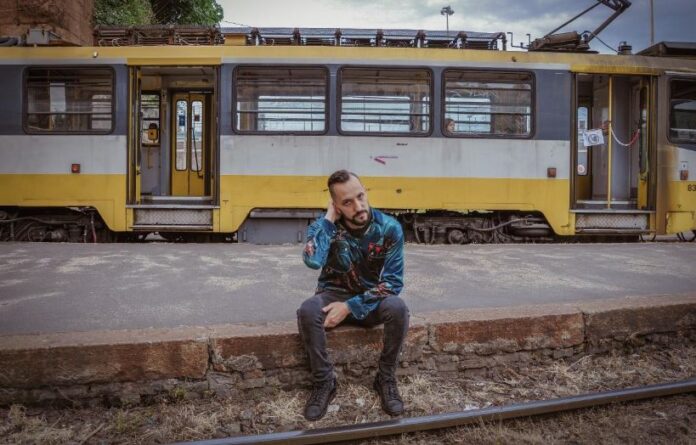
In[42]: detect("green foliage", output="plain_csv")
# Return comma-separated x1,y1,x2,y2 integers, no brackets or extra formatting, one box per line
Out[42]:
94,0,154,26
151,0,224,25
94,0,224,26
168,386,187,402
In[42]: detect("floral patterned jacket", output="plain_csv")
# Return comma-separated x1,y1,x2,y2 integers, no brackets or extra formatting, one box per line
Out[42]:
302,208,404,319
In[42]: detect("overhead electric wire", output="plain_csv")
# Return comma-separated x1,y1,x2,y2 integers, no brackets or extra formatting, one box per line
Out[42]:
220,20,251,27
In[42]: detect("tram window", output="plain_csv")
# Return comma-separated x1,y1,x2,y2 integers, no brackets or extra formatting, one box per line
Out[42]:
577,106,589,176
443,70,532,138
24,67,113,134
669,79,696,143
234,66,327,133
339,68,431,135
140,94,160,144
175,100,187,171
191,100,203,172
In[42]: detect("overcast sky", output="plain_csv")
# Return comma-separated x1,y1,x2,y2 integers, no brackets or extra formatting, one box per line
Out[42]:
218,0,696,53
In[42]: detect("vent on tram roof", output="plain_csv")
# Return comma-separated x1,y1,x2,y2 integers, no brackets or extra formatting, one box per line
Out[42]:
93,25,506,49
231,27,506,50
94,25,223,46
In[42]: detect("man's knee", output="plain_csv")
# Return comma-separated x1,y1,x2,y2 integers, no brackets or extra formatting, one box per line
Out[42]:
380,296,409,322
297,296,324,323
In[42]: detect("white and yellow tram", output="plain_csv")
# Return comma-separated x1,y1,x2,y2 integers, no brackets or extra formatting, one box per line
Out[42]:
0,28,695,243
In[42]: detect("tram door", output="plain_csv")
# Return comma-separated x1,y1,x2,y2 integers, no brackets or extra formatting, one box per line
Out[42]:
574,74,654,210
171,92,210,196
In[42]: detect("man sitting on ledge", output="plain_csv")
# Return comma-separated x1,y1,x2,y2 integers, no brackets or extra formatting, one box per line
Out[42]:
297,169,410,421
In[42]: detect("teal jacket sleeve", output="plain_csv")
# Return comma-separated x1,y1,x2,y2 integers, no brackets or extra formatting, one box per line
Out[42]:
303,216,337,269
345,222,404,319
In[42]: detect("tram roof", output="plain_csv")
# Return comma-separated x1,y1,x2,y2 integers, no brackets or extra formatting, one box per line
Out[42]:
91,25,506,50
220,26,504,39
5,26,696,76
222,26,507,50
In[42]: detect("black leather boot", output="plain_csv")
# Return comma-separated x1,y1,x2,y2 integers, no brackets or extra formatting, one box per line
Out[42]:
303,377,337,421
373,373,404,416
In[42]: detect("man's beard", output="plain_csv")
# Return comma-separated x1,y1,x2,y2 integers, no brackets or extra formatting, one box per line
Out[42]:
347,210,369,228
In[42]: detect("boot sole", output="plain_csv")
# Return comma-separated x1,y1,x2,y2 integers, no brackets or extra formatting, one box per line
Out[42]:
304,384,337,421
373,379,404,417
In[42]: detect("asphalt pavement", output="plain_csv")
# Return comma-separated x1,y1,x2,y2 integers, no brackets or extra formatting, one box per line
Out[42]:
1,241,695,335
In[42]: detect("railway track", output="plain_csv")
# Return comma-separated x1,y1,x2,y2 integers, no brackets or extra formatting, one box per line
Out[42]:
175,379,696,445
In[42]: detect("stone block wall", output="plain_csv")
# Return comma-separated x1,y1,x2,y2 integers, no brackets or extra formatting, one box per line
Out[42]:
0,294,694,407
0,0,94,46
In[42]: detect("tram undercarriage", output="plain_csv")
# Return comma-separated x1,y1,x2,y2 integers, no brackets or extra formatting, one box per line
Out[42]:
0,207,234,243
400,211,554,244
0,207,111,243
2,206,694,243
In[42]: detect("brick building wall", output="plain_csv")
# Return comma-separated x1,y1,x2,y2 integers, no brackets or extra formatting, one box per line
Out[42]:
0,0,94,46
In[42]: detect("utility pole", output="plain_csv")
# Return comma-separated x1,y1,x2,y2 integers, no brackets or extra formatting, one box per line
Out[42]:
649,0,655,46
440,5,454,36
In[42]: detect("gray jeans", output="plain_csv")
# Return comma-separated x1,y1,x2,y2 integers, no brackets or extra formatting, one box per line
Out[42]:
296,290,410,383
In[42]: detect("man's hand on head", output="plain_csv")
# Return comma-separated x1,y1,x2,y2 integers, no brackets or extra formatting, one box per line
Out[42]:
322,302,350,328
325,200,339,223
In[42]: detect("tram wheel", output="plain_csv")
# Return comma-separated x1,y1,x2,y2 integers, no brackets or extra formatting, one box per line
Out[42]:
677,231,696,242
447,228,467,244
640,232,657,242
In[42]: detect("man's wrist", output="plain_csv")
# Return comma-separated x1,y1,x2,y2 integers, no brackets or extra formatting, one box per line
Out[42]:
345,296,367,320
319,217,337,233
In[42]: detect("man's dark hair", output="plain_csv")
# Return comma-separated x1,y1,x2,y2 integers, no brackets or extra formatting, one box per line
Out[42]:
328,170,360,196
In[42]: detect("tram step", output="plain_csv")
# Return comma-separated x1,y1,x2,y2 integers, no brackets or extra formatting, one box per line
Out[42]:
128,204,218,210
141,196,213,204
575,212,649,232
131,224,213,232
134,208,213,227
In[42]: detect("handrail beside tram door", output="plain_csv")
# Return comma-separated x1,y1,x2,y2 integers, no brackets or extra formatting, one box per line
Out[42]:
128,66,143,205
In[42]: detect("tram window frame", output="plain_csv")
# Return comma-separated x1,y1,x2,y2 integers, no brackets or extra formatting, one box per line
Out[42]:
23,66,115,135
441,69,535,139
232,65,329,135
337,66,434,137
668,78,696,145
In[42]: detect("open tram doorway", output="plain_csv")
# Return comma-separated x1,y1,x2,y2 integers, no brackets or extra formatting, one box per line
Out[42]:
128,66,218,205
127,65,218,233
573,73,655,211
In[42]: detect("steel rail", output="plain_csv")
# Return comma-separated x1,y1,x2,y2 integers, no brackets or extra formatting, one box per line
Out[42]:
175,379,696,445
